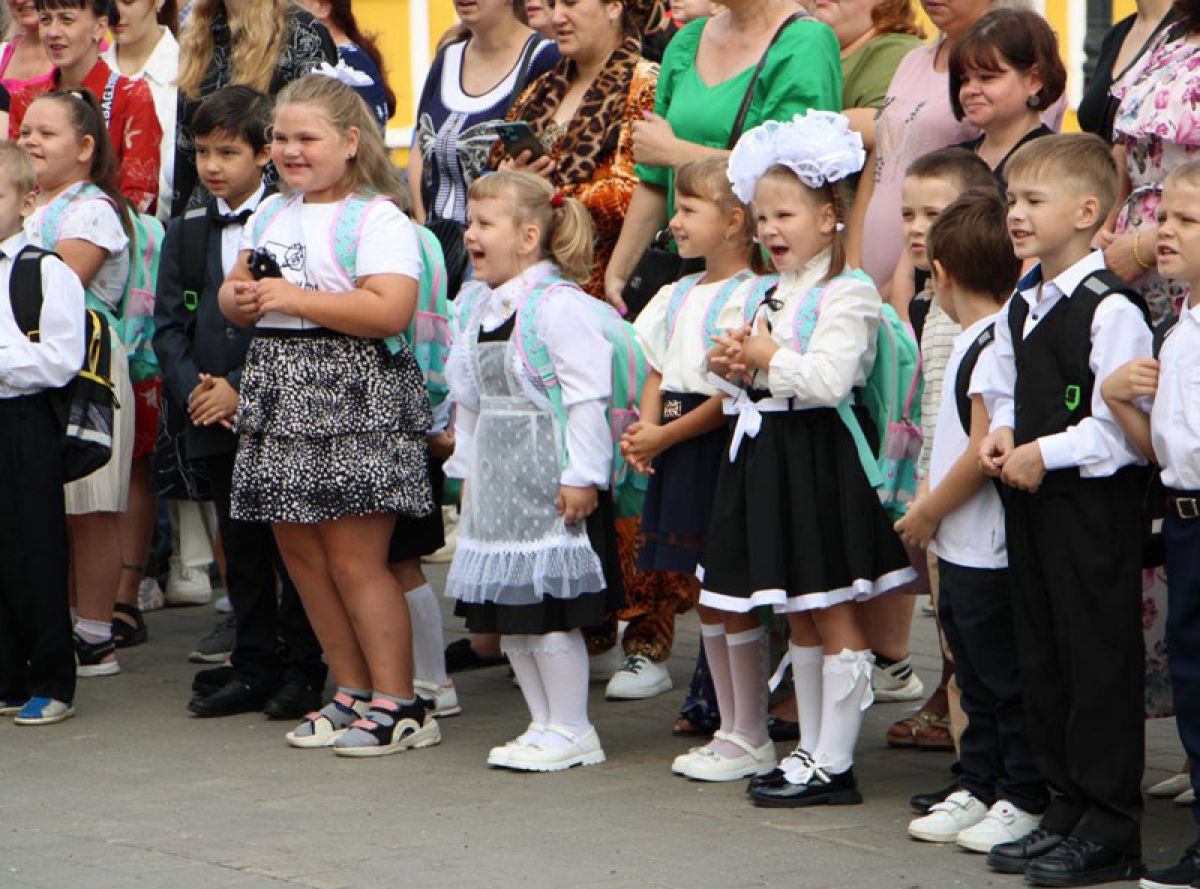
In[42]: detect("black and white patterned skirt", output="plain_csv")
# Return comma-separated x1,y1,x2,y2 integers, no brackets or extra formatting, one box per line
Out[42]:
231,329,433,524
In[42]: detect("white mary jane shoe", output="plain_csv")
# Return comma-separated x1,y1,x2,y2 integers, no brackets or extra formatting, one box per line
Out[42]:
487,722,546,768
504,724,606,772
679,733,777,782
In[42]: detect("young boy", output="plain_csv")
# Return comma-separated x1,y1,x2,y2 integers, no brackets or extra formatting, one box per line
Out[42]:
978,133,1152,887
1103,159,1200,889
899,189,1047,853
0,142,86,725
153,86,327,719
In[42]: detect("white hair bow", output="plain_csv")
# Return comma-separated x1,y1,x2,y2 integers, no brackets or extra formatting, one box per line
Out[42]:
311,59,374,89
727,110,866,204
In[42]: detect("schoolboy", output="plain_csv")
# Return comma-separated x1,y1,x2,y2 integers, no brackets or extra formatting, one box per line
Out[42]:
1102,159,1200,889
0,142,86,725
153,86,327,719
977,133,1151,887
899,189,1047,853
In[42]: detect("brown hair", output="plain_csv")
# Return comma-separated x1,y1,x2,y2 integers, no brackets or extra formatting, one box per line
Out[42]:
317,0,396,118
871,0,926,38
1005,132,1119,223
468,171,594,283
0,142,37,196
758,165,848,283
905,146,996,193
675,157,770,274
948,9,1067,121
926,188,1021,301
1175,0,1200,34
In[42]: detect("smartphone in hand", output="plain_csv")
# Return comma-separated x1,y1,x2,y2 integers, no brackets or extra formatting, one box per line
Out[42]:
495,121,546,162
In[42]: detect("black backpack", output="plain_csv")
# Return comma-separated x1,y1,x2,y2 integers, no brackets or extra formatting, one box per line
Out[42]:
9,245,116,481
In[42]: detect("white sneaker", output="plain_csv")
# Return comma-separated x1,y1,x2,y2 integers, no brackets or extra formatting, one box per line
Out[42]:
487,722,545,768
415,679,461,718
505,724,606,772
872,657,924,702
908,790,987,843
213,595,232,614
422,507,459,564
679,733,777,782
605,655,673,700
1175,788,1196,806
137,577,165,612
165,558,212,606
956,800,1041,853
1147,772,1192,798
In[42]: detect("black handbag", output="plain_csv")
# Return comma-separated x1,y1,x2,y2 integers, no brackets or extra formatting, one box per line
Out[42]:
620,11,807,320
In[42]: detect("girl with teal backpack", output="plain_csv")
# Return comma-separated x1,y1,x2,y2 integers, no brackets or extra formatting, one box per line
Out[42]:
444,171,628,773
698,112,919,805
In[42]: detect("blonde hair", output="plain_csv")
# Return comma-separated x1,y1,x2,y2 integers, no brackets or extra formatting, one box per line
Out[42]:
1005,133,1119,225
1164,158,1200,191
675,157,768,274
758,165,848,283
273,75,407,205
0,143,37,196
177,0,291,100
468,171,594,283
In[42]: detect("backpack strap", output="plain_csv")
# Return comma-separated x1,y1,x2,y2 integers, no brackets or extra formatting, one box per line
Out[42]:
1072,268,1150,325
100,70,120,128
1153,313,1179,359
178,207,212,313
39,181,99,249
955,322,995,435
664,272,705,347
741,274,780,326
700,270,753,349
9,245,54,342
331,192,389,289
249,193,294,250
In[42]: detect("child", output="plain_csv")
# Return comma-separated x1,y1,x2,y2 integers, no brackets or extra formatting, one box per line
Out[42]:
153,85,327,720
0,141,86,726
703,111,916,803
621,157,758,772
977,133,1151,886
949,8,1066,187
18,90,137,678
1102,159,1200,889
445,170,622,772
220,74,438,757
899,188,1047,851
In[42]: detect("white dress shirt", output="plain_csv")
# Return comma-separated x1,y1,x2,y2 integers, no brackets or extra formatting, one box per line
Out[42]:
1152,302,1200,490
972,250,1152,477
0,230,86,397
216,185,265,276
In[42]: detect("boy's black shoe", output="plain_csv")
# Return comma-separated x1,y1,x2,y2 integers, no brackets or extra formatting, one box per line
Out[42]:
263,679,323,720
1141,839,1200,889
188,680,266,718
911,781,960,814
767,715,800,742
1024,835,1144,887
444,638,505,673
192,665,237,698
750,765,862,808
987,827,1067,873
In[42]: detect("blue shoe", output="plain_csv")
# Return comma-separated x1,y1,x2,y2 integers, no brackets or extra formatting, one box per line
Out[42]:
0,698,29,716
14,697,75,725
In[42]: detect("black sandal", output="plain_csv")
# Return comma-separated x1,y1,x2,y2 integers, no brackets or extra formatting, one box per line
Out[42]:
112,603,148,648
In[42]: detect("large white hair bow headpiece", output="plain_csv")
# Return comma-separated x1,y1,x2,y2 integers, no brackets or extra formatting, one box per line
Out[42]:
726,110,866,204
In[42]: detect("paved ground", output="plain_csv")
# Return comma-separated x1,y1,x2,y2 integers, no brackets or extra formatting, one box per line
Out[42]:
1,568,1193,889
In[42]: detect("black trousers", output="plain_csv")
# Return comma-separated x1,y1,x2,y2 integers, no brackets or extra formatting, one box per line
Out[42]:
1164,505,1200,827
1005,471,1145,855
203,453,325,693
0,394,75,703
938,558,1046,813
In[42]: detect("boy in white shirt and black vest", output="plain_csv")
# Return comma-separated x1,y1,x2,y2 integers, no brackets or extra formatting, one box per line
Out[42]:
1103,158,1200,889
977,133,1152,887
0,143,86,725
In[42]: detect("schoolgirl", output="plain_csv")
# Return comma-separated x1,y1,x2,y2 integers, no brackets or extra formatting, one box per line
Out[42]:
219,74,437,758
701,111,916,804
619,156,763,774
444,170,623,772
18,90,137,679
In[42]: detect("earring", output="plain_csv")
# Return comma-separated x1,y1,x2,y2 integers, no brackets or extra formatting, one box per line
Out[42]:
1026,94,1041,110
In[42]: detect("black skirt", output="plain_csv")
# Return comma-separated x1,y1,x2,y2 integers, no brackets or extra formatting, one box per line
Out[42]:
455,491,625,634
698,406,915,614
637,391,726,574
388,454,446,562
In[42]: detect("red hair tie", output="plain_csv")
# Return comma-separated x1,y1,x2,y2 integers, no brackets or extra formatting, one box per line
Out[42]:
550,191,565,209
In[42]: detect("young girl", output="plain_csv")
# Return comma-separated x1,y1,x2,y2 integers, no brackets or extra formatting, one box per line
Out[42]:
445,170,623,772
702,111,916,803
18,90,136,678
620,157,760,775
219,74,437,758
948,8,1066,185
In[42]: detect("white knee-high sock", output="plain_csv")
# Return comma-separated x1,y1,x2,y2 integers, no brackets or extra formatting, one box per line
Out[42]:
725,625,768,748
789,642,824,754
502,635,550,728
404,584,449,685
813,649,875,773
701,623,735,736
533,629,592,744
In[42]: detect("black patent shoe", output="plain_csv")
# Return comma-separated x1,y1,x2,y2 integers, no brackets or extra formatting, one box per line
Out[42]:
750,764,863,808
1024,836,1144,887
263,679,323,720
187,680,266,718
767,715,800,742
910,780,960,814
748,747,813,795
987,827,1067,874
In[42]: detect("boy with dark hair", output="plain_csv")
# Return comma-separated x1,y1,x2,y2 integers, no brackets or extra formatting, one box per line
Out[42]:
900,188,1047,855
978,133,1151,887
153,85,328,719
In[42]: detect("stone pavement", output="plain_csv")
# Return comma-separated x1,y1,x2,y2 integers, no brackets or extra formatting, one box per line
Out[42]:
1,570,1192,889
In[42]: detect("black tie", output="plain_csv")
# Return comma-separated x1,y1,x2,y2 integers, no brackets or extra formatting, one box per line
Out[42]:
213,208,252,229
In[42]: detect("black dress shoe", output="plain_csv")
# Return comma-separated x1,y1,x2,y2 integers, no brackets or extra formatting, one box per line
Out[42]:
188,680,266,718
747,748,813,794
987,827,1067,874
767,715,800,742
750,765,863,808
1024,836,1144,887
263,679,323,720
910,781,960,814
192,665,237,698
444,638,505,673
